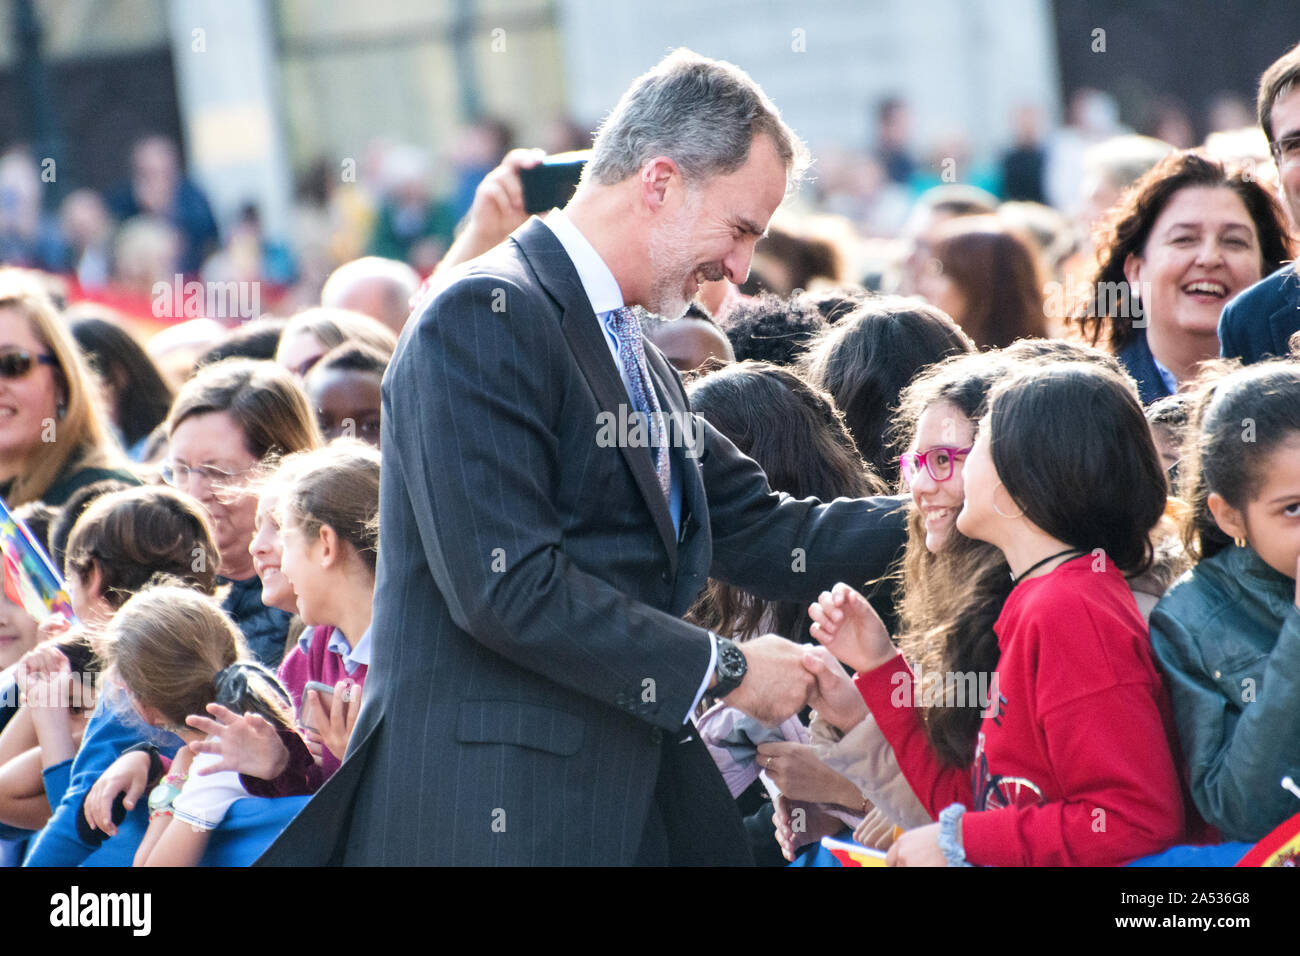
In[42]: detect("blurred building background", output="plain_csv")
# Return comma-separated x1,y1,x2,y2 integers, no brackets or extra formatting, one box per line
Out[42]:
0,0,1297,312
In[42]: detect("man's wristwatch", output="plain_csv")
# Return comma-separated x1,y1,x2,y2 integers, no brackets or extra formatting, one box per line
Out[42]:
711,636,747,699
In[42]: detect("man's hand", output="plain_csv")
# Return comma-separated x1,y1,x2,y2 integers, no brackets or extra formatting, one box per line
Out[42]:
186,703,290,781
721,634,813,727
85,750,152,836
436,148,546,274
801,645,868,732
808,582,897,673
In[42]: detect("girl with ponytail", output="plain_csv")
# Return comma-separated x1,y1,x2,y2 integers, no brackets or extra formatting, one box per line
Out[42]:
92,584,296,866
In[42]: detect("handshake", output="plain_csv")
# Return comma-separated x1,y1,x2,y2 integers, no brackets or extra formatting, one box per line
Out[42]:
721,582,898,731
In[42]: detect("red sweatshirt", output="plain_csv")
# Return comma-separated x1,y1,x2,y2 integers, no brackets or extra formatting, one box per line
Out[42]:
855,554,1185,866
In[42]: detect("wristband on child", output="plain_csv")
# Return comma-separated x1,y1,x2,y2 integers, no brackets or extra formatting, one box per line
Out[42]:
122,741,165,787
147,771,187,820
938,803,972,867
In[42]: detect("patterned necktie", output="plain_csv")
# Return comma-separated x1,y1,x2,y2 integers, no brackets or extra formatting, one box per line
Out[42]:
607,307,671,502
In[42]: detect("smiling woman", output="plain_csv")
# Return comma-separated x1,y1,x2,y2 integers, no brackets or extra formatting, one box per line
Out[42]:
0,270,139,507
1075,150,1293,404
165,359,323,667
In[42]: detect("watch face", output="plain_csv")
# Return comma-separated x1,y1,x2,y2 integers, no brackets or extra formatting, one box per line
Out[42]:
148,781,180,812
720,641,746,679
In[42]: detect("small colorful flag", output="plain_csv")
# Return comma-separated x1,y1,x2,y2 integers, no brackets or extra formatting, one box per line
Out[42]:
1236,810,1300,867
0,495,74,623
821,835,888,867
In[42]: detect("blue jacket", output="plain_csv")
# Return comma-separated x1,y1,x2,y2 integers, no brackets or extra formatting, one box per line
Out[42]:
1116,330,1173,406
1148,544,1300,843
1218,263,1300,364
24,697,308,867
221,576,292,669
24,699,180,866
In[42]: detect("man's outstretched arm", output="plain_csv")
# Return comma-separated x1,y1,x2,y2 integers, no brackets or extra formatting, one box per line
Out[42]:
697,414,908,603
386,274,810,728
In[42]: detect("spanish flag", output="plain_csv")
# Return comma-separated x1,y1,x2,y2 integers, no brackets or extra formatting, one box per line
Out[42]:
1236,810,1300,867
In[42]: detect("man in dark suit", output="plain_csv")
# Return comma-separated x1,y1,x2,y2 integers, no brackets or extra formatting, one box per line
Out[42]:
259,49,906,866
1219,41,1300,364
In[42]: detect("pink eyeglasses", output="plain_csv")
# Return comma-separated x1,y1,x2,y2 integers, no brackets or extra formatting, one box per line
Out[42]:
899,446,972,485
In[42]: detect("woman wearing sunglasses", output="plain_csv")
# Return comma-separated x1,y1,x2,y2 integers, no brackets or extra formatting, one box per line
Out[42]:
0,271,138,508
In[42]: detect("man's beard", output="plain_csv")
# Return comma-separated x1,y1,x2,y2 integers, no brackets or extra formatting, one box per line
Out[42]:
645,191,717,320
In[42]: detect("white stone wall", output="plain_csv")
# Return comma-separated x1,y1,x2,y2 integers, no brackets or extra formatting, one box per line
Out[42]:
556,0,1060,165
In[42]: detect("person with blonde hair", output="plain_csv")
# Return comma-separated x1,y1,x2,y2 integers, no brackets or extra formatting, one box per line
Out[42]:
95,586,297,867
273,307,396,380
0,269,138,507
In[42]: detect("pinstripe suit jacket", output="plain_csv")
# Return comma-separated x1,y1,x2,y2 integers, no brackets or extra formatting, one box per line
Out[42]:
257,217,906,865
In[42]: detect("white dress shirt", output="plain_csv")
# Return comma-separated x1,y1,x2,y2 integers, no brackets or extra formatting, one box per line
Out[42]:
541,209,718,721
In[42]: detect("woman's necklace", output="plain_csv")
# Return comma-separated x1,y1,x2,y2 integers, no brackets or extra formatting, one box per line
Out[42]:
1010,548,1085,585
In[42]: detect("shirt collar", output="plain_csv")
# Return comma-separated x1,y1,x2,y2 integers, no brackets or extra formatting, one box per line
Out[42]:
1150,353,1179,396
296,625,370,676
542,208,625,316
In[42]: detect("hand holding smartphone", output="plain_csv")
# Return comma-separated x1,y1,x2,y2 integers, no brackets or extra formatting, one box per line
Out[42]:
300,680,335,735
519,150,589,213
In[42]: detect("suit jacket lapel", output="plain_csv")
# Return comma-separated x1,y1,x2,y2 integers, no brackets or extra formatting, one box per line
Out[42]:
513,218,679,567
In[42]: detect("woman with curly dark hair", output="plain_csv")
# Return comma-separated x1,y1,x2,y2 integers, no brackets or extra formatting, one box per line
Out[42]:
1074,149,1292,404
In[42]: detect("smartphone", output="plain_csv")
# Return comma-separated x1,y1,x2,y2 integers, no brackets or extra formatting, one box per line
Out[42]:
519,151,589,214
300,681,335,733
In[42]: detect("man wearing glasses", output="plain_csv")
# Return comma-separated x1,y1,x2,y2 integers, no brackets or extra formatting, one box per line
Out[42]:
1219,40,1300,364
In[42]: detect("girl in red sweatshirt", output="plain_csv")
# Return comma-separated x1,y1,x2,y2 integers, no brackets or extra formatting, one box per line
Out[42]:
807,362,1186,866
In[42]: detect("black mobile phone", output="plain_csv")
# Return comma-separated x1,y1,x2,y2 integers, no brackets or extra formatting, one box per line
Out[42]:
519,151,589,214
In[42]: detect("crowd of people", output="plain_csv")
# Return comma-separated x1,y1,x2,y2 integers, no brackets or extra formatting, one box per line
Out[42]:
1,38,1300,867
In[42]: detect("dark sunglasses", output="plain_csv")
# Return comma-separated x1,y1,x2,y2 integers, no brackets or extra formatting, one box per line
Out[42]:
0,347,57,380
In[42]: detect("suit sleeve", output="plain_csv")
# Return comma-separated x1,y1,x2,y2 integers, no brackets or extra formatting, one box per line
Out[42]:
1149,601,1300,843
1217,292,1245,360
384,274,712,730
698,416,907,602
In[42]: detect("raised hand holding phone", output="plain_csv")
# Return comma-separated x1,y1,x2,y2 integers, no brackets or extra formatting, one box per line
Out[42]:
307,679,362,761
